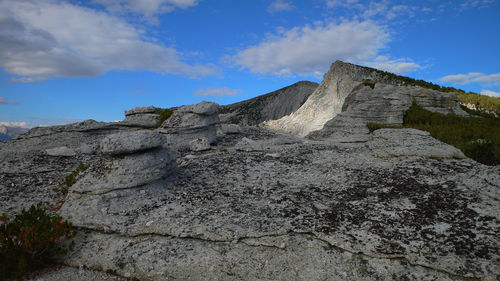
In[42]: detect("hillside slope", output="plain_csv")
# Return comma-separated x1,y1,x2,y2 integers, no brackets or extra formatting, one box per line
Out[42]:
219,81,318,126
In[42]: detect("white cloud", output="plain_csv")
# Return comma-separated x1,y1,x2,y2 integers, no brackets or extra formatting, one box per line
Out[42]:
94,0,198,17
267,0,294,13
480,89,500,97
364,56,421,74
459,0,495,11
0,121,28,128
0,96,20,104
440,72,500,86
0,0,214,82
195,87,242,98
233,20,391,76
326,0,417,21
326,0,360,9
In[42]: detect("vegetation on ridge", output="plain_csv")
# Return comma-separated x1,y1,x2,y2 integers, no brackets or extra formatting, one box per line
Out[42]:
53,163,88,195
156,108,174,125
0,204,76,280
367,103,500,165
357,63,500,117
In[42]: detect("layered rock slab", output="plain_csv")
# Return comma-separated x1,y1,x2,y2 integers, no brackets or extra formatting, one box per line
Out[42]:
159,101,219,151
61,127,499,280
308,82,467,141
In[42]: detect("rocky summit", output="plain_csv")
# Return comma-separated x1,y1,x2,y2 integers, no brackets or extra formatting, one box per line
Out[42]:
0,61,498,281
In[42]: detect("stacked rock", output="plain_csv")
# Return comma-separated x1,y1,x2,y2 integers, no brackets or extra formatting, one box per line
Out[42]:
67,130,176,195
159,101,219,152
120,106,161,128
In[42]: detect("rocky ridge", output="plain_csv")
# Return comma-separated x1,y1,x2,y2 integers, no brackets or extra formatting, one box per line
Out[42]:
262,61,466,137
219,81,318,126
0,61,498,281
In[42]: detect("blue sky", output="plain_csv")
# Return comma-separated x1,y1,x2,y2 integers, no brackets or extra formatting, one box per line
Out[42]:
1,0,499,128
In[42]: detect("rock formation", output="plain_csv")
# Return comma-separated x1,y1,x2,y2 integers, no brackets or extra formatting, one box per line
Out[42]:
120,106,162,128
0,61,498,281
159,101,219,151
263,61,466,137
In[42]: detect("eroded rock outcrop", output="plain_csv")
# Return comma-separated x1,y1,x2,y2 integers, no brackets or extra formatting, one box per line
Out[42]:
308,82,467,141
120,106,162,128
159,101,219,151
263,61,466,138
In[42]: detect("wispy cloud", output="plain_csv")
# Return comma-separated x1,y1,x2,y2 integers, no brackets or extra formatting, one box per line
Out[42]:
267,0,294,13
0,0,215,82
0,96,19,104
459,0,495,11
364,56,422,74
130,89,145,95
93,0,199,17
440,72,500,85
194,87,242,98
480,89,500,97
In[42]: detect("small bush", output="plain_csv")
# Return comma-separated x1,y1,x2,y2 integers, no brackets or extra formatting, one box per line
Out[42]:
156,108,174,125
53,163,88,195
0,204,76,280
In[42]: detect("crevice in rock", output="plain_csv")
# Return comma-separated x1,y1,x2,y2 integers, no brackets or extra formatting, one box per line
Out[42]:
73,227,483,281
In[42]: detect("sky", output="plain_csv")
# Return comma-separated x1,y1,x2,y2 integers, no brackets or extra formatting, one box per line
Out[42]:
1,0,499,128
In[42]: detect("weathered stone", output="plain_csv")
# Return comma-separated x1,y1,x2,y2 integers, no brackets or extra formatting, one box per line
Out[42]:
217,123,241,135
367,128,466,159
120,114,160,128
45,146,76,157
189,137,210,152
68,148,176,195
159,101,220,150
124,106,158,116
100,130,165,155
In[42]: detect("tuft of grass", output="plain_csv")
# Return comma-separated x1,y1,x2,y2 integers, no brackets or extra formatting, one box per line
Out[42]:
0,204,76,280
366,122,401,133
367,103,500,165
53,163,88,195
156,108,174,125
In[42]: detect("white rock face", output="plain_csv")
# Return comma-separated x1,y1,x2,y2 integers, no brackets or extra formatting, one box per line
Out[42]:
263,61,361,137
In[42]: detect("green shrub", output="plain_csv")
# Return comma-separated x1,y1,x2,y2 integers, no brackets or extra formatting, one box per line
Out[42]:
53,163,88,195
156,108,174,125
366,103,500,165
0,204,76,280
